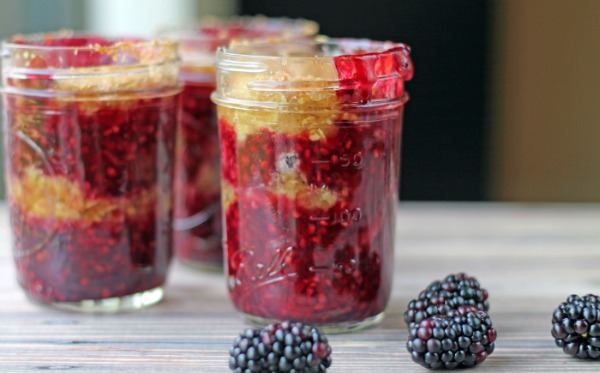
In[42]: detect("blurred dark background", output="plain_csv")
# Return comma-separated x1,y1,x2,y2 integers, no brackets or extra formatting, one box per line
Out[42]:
242,0,490,201
2,0,599,202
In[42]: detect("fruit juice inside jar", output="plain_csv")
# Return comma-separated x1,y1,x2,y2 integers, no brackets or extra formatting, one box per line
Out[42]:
165,17,318,270
1,32,181,312
212,39,413,331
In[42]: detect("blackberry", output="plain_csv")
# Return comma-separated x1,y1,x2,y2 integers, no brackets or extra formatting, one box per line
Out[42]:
407,305,497,370
230,328,265,372
551,294,600,359
404,273,489,328
229,321,332,372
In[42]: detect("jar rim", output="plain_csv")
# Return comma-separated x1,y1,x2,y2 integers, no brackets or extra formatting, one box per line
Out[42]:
3,30,177,54
212,38,413,108
217,38,410,62
215,38,413,82
1,30,180,95
1,30,179,71
160,16,317,77
159,16,318,44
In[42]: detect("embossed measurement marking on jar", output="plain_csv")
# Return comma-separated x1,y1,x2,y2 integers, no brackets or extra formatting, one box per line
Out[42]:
310,151,365,169
230,244,361,290
309,258,358,274
308,148,368,224
309,208,362,224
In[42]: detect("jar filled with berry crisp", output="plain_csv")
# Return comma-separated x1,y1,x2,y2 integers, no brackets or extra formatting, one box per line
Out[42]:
1,31,181,312
212,39,413,331
162,17,318,270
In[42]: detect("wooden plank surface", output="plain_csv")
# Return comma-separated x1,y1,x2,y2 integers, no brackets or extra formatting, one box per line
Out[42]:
1,203,600,372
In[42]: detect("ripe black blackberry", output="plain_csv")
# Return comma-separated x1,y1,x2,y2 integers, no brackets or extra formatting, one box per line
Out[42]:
404,273,490,328
229,321,332,372
230,328,266,372
407,305,497,370
551,294,600,359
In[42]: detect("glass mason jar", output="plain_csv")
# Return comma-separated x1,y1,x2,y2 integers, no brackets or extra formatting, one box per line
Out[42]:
163,17,318,270
1,31,181,312
212,39,413,331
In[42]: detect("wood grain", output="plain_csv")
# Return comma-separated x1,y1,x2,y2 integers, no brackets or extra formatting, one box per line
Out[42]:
1,203,600,372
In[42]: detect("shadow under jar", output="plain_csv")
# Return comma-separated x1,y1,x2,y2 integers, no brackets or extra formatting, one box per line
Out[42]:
1,32,181,312
163,17,318,270
212,39,413,332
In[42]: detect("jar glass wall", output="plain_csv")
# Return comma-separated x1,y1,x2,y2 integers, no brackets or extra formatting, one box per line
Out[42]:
1,31,181,312
163,17,318,270
212,39,413,331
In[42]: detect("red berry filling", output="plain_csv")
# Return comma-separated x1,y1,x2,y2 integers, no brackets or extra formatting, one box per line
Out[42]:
6,93,178,303
173,82,223,266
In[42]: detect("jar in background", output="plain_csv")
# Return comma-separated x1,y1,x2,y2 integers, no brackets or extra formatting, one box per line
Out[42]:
1,31,181,312
212,39,413,331
163,17,318,270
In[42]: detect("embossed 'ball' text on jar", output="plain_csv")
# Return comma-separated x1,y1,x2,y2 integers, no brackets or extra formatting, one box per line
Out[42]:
163,17,318,270
1,32,182,312
212,39,413,331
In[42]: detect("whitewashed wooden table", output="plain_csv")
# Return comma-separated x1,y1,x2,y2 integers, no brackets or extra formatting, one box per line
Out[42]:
1,203,600,372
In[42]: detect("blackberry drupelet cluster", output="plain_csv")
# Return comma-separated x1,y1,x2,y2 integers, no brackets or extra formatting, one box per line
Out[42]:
551,294,600,359
405,273,495,369
407,305,497,370
229,321,332,372
404,272,490,328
